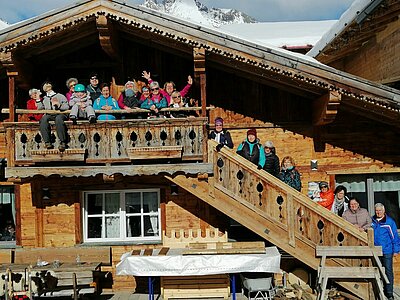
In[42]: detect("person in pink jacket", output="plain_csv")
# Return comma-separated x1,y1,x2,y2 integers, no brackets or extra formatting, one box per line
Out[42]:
142,70,192,105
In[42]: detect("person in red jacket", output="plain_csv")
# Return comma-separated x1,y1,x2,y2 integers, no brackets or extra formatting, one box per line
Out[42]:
26,88,43,121
318,181,334,210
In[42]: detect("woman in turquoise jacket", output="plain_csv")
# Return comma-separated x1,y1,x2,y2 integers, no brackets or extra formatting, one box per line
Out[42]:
93,83,120,120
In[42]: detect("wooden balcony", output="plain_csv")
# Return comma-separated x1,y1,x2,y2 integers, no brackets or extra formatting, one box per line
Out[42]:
3,117,210,179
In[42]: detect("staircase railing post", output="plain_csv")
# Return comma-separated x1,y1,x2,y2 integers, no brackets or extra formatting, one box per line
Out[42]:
287,193,296,247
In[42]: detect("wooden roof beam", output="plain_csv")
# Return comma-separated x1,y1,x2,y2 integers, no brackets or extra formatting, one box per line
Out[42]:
312,90,341,126
96,15,120,61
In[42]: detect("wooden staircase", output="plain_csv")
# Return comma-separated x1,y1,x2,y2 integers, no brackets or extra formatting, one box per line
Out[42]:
166,140,373,298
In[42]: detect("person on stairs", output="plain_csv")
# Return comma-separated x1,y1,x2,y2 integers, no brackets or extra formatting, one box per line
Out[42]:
236,129,265,169
371,203,400,300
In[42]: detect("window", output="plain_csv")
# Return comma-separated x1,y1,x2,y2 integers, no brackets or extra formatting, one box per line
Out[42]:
336,174,400,227
83,189,161,243
0,186,16,243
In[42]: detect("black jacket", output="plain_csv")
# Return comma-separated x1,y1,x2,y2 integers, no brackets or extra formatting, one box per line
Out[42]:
209,129,234,149
263,151,280,177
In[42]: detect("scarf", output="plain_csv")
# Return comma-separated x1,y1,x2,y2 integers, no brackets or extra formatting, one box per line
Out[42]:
333,195,345,215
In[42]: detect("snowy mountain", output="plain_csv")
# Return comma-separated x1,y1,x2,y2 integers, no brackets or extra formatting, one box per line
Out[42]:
141,0,257,27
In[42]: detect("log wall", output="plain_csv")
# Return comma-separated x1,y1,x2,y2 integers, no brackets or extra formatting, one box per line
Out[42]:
14,175,227,290
330,24,400,85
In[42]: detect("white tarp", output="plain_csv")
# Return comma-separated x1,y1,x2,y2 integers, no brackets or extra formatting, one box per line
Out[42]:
116,246,281,276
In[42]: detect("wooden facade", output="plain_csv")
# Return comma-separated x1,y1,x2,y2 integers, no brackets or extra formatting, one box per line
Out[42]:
310,0,400,89
0,0,400,297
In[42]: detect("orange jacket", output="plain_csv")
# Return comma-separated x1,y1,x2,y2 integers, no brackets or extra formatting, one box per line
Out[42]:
318,190,334,210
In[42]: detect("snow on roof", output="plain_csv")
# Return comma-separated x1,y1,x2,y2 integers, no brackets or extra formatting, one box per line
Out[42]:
219,20,336,49
307,0,375,57
0,19,9,30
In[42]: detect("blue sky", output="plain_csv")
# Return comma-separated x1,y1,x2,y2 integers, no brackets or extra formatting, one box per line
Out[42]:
0,0,355,24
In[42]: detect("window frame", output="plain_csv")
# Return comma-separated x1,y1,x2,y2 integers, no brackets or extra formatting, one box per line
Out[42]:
82,188,161,243
0,185,16,245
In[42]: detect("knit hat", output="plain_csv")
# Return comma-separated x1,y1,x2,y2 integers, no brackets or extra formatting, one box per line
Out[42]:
264,141,274,148
247,129,257,138
319,181,329,189
74,84,86,92
125,81,134,88
215,117,223,126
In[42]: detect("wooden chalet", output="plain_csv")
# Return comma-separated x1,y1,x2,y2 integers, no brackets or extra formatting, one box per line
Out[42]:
0,0,400,297
308,0,400,89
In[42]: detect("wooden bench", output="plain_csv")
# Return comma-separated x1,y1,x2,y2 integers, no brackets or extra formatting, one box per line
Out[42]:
11,246,111,299
316,246,389,300
14,246,111,265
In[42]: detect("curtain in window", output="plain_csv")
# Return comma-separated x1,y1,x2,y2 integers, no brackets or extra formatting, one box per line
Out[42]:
144,192,159,235
105,193,120,238
0,187,15,224
372,175,400,192
336,175,366,192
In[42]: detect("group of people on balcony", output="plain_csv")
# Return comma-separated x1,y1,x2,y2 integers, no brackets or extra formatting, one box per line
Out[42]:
210,117,399,300
26,71,195,151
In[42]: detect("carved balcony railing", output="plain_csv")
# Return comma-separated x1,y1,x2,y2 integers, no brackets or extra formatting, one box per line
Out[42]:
3,117,208,167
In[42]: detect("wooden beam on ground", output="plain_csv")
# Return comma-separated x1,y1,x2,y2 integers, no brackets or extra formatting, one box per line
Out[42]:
312,90,341,126
96,15,120,61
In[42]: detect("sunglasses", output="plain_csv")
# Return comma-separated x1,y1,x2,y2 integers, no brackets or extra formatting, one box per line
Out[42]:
151,87,159,91
69,84,76,88
172,95,181,99
90,77,98,80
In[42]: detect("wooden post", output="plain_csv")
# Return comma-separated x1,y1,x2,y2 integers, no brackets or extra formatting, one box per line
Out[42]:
193,48,206,117
7,72,18,122
194,48,208,161
287,193,296,247
367,227,374,247
14,184,21,246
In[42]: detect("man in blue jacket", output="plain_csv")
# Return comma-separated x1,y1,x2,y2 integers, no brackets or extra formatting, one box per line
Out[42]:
372,203,400,300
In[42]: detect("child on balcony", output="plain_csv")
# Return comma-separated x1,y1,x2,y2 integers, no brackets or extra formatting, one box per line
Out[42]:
140,82,167,118
69,84,96,124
